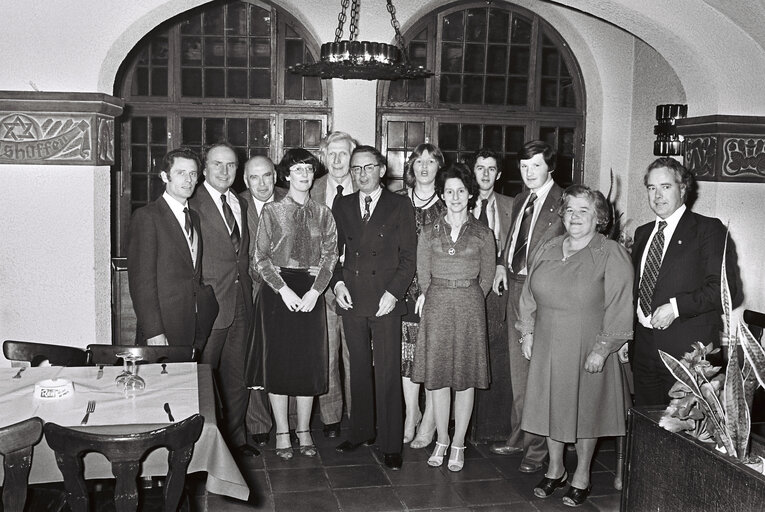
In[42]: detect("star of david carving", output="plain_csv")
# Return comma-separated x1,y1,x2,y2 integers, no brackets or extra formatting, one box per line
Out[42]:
1,115,36,141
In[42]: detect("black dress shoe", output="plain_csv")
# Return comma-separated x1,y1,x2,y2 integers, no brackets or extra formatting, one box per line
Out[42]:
323,422,342,438
533,471,568,498
335,440,364,453
251,433,270,446
562,484,592,507
383,452,403,470
236,444,261,457
519,460,544,473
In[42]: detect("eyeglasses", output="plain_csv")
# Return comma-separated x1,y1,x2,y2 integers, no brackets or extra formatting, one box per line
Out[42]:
290,164,315,175
171,170,199,180
208,161,238,171
350,163,380,174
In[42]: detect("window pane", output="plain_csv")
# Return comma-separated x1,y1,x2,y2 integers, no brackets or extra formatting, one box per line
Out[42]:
511,16,532,43
408,122,425,146
228,118,247,146
226,2,247,35
442,11,464,42
150,146,166,172
507,77,527,105
410,41,428,67
484,125,503,150
131,117,147,144
181,68,203,96
438,124,459,150
182,37,203,64
250,5,271,36
205,118,225,144
388,121,405,148
181,118,203,146
440,74,461,103
132,174,148,203
389,80,405,102
508,46,529,74
284,120,301,147
505,126,525,152
464,44,485,73
131,146,147,173
151,68,168,96
542,47,560,76
227,69,247,98
466,8,487,42
181,13,201,34
441,44,463,73
485,77,505,104
304,120,322,148
284,71,302,100
204,37,225,66
540,78,558,107
227,38,248,67
304,76,321,100
249,119,270,148
561,78,575,108
250,38,271,67
150,117,166,143
134,68,149,96
409,79,426,102
250,70,271,99
205,68,225,97
461,125,481,150
386,150,406,181
284,39,303,66
203,9,224,34
463,75,483,104
488,9,508,43
486,45,507,74
151,37,169,64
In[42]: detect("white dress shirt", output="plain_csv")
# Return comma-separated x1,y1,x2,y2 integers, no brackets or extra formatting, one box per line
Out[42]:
637,204,686,328
203,181,242,233
162,192,197,264
505,177,555,275
253,193,275,216
325,174,354,208
359,186,383,218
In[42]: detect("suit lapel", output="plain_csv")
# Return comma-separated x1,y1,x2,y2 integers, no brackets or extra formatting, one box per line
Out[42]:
157,198,194,268
364,189,394,235
656,210,695,285
529,183,562,254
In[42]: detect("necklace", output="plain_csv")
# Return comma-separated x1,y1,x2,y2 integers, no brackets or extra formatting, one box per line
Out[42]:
412,188,436,207
442,219,466,255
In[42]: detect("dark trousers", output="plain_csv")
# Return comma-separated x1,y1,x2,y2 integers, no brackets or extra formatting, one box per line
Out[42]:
202,288,249,447
632,324,676,407
342,314,403,454
506,274,547,465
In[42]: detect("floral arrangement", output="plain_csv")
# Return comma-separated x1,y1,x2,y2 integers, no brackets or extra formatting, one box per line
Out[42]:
658,235,765,469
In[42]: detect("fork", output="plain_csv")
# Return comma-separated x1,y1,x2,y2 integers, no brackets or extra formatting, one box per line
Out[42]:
81,400,96,425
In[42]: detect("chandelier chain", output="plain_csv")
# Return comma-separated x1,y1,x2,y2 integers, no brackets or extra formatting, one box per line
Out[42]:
334,0,350,42
386,0,408,62
348,0,361,41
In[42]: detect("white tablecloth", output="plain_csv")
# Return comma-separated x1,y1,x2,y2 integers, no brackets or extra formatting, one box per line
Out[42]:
0,363,199,427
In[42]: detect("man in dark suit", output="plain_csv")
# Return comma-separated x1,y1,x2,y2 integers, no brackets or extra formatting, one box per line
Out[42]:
469,148,515,442
331,145,417,470
313,131,358,438
492,140,565,473
128,148,214,347
630,157,733,406
190,142,255,457
240,155,286,447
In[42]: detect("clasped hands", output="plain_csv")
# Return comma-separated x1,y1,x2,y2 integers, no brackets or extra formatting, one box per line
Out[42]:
279,286,320,312
335,283,397,317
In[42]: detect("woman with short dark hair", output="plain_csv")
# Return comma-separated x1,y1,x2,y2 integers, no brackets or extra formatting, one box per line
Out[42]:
518,184,633,506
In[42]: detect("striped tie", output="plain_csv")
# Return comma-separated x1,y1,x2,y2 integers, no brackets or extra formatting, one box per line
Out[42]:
510,193,537,273
220,194,241,253
638,220,667,317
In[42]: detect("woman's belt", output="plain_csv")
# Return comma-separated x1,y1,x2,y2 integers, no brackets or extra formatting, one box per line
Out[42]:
430,277,478,288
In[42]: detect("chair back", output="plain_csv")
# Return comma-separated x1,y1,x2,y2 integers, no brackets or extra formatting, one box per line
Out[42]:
744,309,765,341
2,340,89,367
87,345,196,365
44,414,204,512
0,417,43,512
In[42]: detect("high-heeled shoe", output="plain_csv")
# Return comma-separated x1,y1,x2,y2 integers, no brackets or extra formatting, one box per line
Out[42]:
295,430,317,457
447,445,465,472
403,411,422,444
427,440,449,467
410,426,435,449
533,470,568,498
275,432,293,461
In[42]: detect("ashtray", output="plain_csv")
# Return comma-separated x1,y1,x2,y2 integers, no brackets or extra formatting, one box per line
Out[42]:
34,378,74,399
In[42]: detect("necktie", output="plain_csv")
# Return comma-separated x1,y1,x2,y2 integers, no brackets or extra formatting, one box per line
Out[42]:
510,193,537,273
638,220,668,317
362,195,372,224
183,207,193,243
477,199,489,227
220,194,241,253
332,184,344,210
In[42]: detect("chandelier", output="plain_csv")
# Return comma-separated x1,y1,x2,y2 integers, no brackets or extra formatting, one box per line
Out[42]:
289,0,433,81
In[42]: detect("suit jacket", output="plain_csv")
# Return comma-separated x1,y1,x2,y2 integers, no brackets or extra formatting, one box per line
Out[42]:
494,192,514,251
330,188,417,317
239,187,288,296
499,182,565,269
190,185,253,329
311,173,357,207
632,209,733,354
127,197,202,346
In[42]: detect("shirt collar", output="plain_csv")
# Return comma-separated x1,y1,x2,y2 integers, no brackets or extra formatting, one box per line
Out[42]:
162,191,188,213
203,180,230,202
531,177,555,202
328,173,353,191
361,186,383,202
656,203,686,230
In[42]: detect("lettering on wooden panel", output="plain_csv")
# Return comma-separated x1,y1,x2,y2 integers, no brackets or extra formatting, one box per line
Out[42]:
0,113,93,164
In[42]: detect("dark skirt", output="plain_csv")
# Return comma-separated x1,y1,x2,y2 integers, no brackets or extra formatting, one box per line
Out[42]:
244,268,328,396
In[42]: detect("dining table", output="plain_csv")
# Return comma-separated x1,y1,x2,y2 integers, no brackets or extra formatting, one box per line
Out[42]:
0,362,250,501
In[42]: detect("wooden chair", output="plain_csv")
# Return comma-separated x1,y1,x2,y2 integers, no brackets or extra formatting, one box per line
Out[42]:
2,340,89,367
86,344,196,365
0,417,67,512
44,414,204,512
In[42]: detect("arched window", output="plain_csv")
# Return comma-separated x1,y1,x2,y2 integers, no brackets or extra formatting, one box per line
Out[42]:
377,1,585,195
113,0,329,255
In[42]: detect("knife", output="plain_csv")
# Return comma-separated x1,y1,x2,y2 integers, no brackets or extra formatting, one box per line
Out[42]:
163,402,175,422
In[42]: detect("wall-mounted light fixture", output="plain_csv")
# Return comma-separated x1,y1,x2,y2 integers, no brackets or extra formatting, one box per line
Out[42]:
654,104,687,156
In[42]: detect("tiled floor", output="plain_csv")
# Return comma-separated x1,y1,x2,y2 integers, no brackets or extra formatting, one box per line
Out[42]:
188,428,623,512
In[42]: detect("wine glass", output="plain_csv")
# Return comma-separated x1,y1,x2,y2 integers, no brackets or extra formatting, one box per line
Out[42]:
122,354,146,398
115,351,132,387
